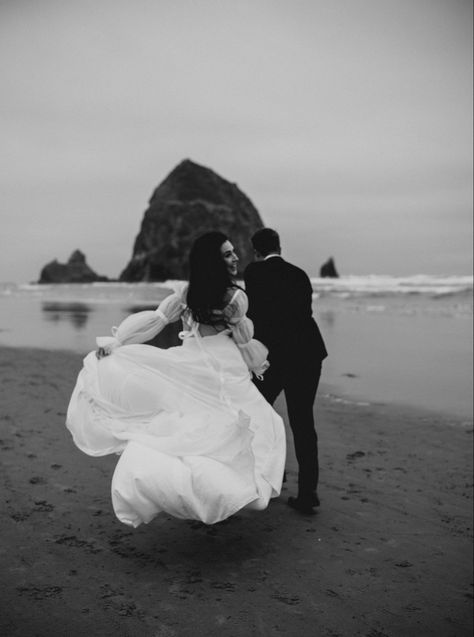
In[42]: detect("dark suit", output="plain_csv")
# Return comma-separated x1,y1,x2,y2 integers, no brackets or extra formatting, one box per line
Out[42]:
244,256,327,504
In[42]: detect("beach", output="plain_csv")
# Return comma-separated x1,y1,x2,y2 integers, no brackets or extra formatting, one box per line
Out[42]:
1,0,472,632
1,345,472,637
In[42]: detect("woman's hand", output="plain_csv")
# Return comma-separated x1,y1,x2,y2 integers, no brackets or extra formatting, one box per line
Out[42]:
95,336,119,358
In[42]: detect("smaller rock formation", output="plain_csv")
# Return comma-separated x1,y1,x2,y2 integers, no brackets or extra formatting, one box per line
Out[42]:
39,250,109,284
319,257,339,278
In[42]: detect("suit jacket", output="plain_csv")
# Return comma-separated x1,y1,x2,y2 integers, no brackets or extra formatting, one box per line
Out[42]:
244,256,328,365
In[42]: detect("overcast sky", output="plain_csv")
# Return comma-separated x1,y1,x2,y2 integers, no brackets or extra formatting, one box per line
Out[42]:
1,0,472,282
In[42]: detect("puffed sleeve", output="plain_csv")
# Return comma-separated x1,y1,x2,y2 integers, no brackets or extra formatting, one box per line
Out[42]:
96,288,186,353
223,289,270,379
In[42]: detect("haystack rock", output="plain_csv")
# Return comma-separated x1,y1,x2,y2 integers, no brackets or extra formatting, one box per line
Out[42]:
39,250,109,284
320,257,339,278
119,159,264,281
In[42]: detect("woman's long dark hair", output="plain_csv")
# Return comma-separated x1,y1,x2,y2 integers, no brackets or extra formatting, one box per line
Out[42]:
186,231,237,324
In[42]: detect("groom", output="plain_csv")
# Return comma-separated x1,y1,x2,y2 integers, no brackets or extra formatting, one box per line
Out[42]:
244,228,328,515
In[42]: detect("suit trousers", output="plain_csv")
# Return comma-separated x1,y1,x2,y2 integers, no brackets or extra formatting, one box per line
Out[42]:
254,357,322,501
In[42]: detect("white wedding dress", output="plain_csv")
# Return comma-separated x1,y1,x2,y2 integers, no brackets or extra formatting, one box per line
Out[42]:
66,286,286,527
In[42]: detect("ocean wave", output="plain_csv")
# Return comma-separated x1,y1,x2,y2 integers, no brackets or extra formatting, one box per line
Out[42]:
1,275,472,306
0,281,174,303
311,275,473,298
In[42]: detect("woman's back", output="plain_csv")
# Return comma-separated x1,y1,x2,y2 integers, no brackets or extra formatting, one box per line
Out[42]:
183,285,242,337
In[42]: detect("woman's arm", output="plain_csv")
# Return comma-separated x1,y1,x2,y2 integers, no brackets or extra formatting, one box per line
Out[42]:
96,289,185,358
223,289,270,378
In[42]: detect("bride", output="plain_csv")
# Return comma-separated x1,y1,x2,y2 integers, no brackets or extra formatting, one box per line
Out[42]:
66,231,286,527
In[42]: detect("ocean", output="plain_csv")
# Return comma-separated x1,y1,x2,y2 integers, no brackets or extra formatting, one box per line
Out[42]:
0,275,472,420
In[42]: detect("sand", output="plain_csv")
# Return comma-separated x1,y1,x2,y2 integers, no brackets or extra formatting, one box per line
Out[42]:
0,345,472,637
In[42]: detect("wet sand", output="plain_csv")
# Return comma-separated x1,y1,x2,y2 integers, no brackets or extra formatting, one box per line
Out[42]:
0,346,472,636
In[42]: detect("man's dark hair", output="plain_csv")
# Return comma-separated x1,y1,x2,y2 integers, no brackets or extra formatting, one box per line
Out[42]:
251,228,281,257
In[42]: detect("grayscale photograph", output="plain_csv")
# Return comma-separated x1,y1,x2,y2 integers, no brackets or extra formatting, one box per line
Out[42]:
0,1,472,635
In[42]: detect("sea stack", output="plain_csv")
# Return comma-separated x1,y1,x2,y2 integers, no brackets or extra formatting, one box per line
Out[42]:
39,250,109,284
320,257,339,278
119,159,264,281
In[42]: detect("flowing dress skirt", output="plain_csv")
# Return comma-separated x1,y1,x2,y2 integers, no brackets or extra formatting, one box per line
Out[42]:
66,332,286,526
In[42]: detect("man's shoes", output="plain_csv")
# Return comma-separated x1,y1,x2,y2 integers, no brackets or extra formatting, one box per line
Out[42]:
287,496,316,515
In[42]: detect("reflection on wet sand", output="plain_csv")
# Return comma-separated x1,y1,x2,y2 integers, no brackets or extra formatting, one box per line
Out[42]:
318,309,336,327
42,302,92,329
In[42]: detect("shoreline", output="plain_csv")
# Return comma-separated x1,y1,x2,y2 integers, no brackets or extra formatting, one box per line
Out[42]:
0,345,473,636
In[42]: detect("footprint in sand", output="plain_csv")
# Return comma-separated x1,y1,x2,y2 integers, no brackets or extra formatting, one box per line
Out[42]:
34,500,54,512
10,512,31,522
29,476,47,485
346,451,366,461
16,586,63,600
271,594,301,605
54,534,102,554
210,581,236,591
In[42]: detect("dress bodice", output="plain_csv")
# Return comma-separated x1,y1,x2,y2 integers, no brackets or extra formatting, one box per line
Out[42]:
179,287,252,338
